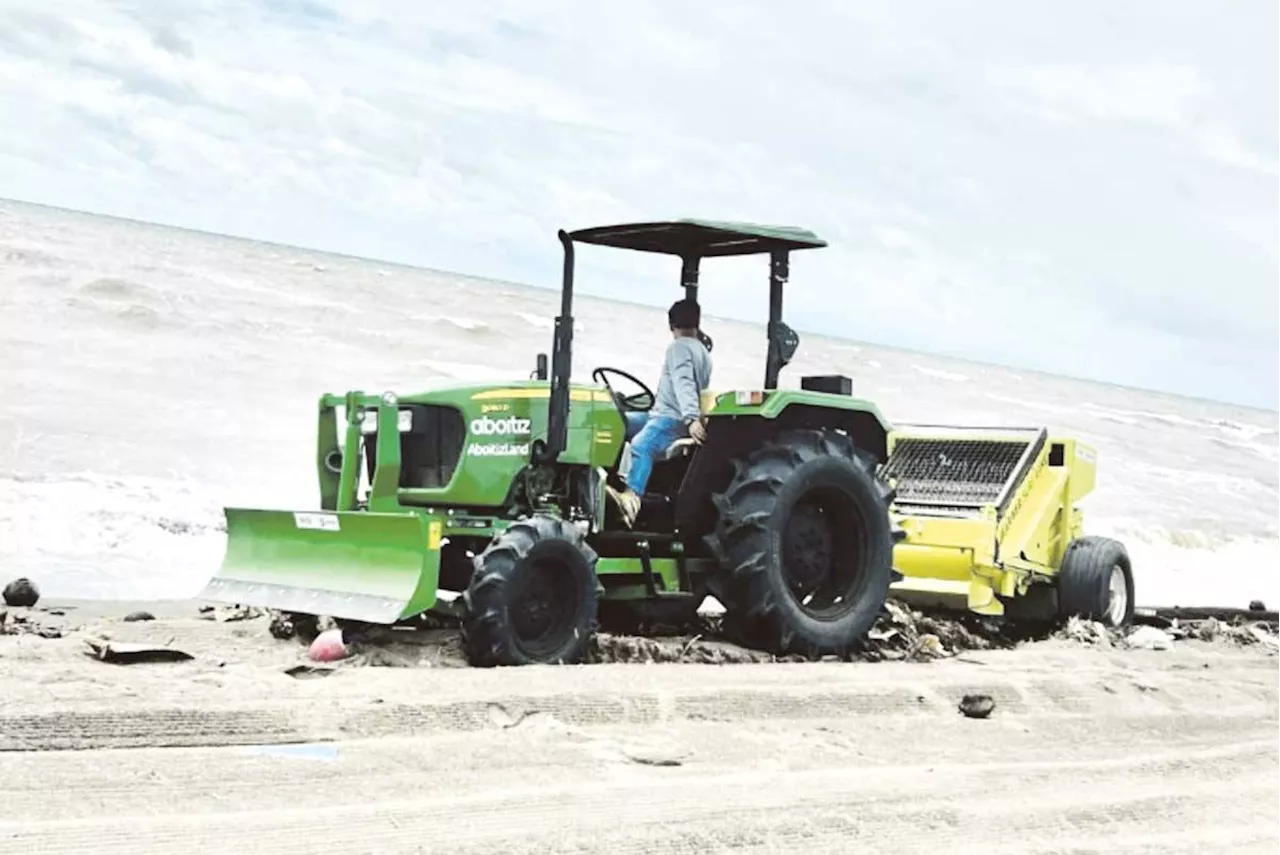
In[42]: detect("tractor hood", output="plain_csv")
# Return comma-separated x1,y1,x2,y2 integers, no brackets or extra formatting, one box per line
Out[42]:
313,381,625,513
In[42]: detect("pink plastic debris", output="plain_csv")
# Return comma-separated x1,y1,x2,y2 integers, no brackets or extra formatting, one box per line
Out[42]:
308,628,348,662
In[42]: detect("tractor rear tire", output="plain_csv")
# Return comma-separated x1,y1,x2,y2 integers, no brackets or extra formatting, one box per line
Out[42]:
1057,535,1134,627
462,515,600,667
705,428,896,657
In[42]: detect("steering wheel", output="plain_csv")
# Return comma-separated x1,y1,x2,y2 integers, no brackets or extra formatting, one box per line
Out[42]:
592,366,655,412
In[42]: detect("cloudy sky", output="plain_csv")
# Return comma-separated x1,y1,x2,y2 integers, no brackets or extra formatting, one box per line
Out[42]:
1,1,1276,408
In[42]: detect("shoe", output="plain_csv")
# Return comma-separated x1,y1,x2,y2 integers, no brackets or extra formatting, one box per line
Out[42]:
605,485,641,528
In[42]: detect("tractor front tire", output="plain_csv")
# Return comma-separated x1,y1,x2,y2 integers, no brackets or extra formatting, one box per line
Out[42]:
462,515,600,666
1057,535,1134,627
706,428,896,657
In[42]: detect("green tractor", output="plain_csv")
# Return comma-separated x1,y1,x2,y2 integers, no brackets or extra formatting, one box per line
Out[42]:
202,220,909,665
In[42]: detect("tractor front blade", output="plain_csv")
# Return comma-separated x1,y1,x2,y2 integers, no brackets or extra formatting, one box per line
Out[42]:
199,508,440,625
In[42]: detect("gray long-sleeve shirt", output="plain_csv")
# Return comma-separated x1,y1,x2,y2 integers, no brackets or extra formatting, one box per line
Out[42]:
653,336,712,422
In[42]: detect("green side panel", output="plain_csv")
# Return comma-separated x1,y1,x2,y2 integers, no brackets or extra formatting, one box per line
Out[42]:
705,388,893,430
595,557,681,600
585,397,626,468
200,508,441,625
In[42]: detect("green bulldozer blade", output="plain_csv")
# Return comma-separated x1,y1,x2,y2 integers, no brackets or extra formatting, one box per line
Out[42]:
199,508,439,625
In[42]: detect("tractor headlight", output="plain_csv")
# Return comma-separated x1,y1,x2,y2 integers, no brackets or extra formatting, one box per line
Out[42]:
359,408,413,434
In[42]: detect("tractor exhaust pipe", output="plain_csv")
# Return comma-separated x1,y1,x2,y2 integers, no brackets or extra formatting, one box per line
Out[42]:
537,229,576,463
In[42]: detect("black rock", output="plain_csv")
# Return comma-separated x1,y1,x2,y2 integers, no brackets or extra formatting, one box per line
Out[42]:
2,578,39,608
268,610,297,640
958,693,995,719
1249,600,1266,612
122,610,156,622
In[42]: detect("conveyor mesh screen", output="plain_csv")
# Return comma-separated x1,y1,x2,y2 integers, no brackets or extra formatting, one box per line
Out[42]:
884,437,1032,508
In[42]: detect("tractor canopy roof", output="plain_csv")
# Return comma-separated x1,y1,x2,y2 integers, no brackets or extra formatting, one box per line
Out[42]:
568,219,827,258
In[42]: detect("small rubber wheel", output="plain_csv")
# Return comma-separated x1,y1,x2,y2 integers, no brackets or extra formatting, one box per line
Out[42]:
462,515,600,666
1057,535,1135,627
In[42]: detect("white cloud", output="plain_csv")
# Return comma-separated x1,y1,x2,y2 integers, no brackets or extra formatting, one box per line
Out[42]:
996,63,1209,125
1197,129,1279,176
0,0,1275,408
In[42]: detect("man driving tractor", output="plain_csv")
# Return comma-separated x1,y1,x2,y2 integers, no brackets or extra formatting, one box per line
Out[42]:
607,298,712,527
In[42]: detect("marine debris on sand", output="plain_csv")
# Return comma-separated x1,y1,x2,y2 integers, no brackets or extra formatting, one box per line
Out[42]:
197,603,267,623
0,605,63,639
253,598,1280,668
3,585,1274,668
82,637,194,664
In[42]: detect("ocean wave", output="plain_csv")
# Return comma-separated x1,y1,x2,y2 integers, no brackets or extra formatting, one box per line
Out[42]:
1092,410,1140,427
61,277,177,329
414,313,491,333
516,312,586,335
72,276,166,305
984,392,1077,416
1210,419,1278,444
1082,402,1203,429
223,278,355,310
1082,403,1278,443
1088,518,1279,608
412,358,516,382
911,365,969,382
0,473,227,600
517,312,553,330
1210,435,1280,464
1,244,66,268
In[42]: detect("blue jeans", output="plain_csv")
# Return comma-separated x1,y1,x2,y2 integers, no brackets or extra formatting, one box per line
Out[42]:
625,414,685,495
622,411,649,441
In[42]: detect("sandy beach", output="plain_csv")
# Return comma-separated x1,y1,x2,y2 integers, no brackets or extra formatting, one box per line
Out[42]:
1,598,1275,854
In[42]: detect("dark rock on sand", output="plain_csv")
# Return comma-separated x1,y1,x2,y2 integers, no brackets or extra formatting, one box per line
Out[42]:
3,578,39,608
959,693,996,719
